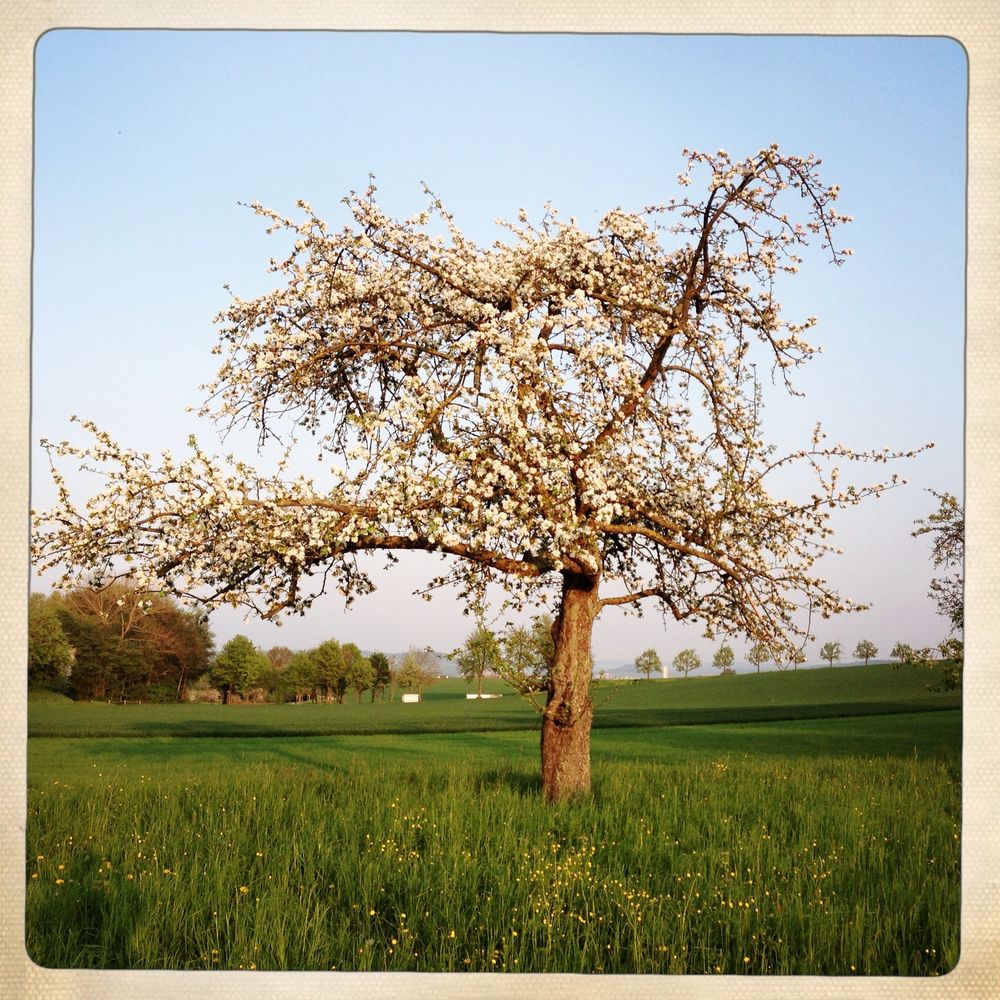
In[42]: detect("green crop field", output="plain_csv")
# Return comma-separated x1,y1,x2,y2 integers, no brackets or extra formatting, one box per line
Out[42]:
25,663,961,975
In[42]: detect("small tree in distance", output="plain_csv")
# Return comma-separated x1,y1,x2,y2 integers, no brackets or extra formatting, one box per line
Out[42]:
890,641,915,666
746,642,770,674
369,651,391,702
634,648,662,680
853,639,878,666
778,648,807,671
397,647,440,696
712,642,735,675
497,616,552,707
452,620,502,697
672,648,701,678
819,641,842,668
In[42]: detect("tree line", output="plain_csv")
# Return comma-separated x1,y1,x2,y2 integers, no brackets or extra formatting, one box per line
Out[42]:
28,583,559,705
27,583,438,705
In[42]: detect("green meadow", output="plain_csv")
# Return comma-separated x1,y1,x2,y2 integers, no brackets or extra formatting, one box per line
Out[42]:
26,663,961,975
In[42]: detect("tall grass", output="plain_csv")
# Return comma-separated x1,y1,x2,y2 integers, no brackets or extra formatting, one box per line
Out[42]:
26,746,960,974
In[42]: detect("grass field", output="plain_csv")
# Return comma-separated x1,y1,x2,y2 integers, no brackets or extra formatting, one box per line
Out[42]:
25,663,961,975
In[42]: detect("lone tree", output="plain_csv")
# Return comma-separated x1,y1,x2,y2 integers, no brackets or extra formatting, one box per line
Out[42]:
32,146,921,802
634,647,662,680
746,641,770,674
819,640,842,668
452,620,502,696
672,648,701,678
396,647,440,695
712,642,735,675
853,639,878,665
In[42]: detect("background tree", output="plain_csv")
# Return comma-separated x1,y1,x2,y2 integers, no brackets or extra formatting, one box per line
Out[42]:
853,639,878,666
746,642,770,674
48,583,212,701
267,645,294,671
210,634,266,704
498,619,551,706
912,491,964,635
369,650,392,702
711,642,735,676
28,593,74,691
938,636,963,662
51,596,134,699
341,642,374,702
634,647,662,680
890,641,915,665
913,491,963,690
285,650,318,702
396,647,440,696
312,639,346,703
819,641,842,668
452,621,502,697
672,648,701,678
33,148,922,801
139,604,214,700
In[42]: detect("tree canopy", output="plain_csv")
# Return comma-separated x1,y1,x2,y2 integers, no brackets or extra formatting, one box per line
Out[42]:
452,621,502,696
853,639,878,665
210,634,267,703
634,647,662,680
712,642,735,674
672,648,701,678
819,640,842,667
28,593,74,690
745,642,770,673
31,146,923,800
33,583,214,701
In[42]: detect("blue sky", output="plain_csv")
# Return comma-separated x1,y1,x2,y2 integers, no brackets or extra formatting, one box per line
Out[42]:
31,31,966,668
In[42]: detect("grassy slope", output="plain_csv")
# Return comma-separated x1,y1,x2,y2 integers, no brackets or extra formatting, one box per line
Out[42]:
26,662,959,739
27,661,961,787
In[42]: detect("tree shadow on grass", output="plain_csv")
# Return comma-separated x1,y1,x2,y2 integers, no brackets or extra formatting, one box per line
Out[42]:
473,766,542,797
592,700,958,730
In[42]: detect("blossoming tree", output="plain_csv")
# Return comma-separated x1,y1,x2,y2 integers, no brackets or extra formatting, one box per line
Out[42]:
32,146,922,801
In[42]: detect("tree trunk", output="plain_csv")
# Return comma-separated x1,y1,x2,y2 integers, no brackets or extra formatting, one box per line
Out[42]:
541,571,599,802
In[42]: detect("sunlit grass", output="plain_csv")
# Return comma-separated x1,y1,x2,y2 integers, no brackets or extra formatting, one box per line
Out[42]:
26,737,960,974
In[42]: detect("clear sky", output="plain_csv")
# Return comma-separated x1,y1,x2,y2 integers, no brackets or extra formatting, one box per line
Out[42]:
30,30,966,669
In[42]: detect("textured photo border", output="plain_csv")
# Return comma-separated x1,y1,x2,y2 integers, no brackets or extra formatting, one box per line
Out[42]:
2,4,995,999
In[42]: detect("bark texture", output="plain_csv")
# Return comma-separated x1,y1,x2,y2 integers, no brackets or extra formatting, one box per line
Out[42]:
541,572,600,802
